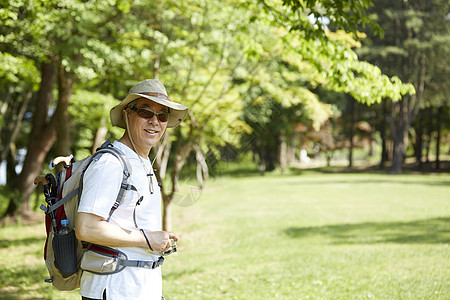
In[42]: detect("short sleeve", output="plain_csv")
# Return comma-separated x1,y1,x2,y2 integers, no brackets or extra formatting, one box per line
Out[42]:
77,153,124,220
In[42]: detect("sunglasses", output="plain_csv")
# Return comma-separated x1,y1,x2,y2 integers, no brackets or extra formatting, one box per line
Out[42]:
129,106,170,122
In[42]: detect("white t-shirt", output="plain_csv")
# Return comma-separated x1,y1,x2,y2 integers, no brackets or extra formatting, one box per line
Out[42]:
78,141,163,300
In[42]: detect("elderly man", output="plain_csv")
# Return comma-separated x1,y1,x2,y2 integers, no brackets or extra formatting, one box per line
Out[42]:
75,79,188,300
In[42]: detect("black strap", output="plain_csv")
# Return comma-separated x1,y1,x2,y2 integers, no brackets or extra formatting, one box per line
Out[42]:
94,146,134,221
43,189,78,214
140,229,153,251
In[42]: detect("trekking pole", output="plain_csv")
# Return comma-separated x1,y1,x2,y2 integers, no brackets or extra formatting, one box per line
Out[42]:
45,173,57,198
45,173,59,233
51,154,74,169
34,175,58,233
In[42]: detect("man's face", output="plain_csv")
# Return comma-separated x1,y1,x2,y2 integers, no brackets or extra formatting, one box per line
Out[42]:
125,98,169,151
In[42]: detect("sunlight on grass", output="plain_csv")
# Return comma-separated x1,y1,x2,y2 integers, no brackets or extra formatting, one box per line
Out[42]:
0,223,80,299
166,172,449,299
0,172,448,299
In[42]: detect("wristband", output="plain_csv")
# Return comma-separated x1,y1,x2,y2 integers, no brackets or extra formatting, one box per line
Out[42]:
140,229,153,251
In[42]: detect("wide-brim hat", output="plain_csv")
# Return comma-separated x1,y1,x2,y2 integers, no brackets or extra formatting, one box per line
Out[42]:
110,79,188,129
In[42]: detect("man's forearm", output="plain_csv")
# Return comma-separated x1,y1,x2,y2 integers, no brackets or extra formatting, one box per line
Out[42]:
75,212,147,248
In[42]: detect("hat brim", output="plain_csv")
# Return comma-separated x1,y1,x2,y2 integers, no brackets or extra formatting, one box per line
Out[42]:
110,93,188,129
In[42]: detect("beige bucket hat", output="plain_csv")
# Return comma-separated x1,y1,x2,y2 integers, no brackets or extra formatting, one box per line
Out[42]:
110,79,188,129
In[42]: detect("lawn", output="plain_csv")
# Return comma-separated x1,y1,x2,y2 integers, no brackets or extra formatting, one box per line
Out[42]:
0,171,449,299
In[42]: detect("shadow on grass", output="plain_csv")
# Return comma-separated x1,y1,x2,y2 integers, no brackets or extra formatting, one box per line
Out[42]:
0,264,48,300
0,237,43,249
207,164,450,187
0,290,45,300
285,217,450,244
210,166,263,178
280,178,450,187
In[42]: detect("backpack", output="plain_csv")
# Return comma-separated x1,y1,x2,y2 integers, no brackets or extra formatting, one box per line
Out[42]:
36,140,133,291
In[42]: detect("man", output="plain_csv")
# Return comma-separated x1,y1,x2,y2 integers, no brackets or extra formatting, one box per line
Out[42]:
75,79,188,300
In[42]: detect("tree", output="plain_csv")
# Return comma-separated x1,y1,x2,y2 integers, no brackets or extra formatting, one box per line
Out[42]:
1,0,417,221
237,25,414,171
0,0,136,215
358,0,449,173
145,0,255,229
0,53,39,185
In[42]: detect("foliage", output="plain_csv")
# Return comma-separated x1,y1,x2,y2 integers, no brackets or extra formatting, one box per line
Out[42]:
0,52,39,85
68,90,123,159
261,0,383,38
0,186,21,216
232,10,414,171
355,0,450,173
0,0,432,218
358,0,449,107
290,31,415,104
0,52,39,146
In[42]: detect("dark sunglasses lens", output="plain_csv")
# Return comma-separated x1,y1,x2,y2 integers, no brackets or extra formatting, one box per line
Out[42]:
158,113,169,122
137,109,155,119
136,108,169,122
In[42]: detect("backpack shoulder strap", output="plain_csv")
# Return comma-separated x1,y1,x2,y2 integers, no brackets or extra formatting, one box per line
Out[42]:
79,140,136,221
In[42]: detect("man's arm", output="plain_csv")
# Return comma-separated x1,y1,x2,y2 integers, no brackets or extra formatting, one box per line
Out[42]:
75,212,178,252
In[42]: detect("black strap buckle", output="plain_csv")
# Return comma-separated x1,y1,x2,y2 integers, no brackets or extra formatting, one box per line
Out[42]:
154,256,164,269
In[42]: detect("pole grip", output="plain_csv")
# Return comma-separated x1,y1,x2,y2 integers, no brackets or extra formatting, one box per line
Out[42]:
52,155,73,168
34,175,50,185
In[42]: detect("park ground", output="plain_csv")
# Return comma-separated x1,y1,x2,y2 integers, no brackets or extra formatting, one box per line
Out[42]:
0,168,449,299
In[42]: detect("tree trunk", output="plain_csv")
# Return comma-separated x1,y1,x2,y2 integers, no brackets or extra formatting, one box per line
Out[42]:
425,108,432,163
435,106,442,170
258,146,266,173
7,61,57,216
348,96,357,168
5,150,17,187
0,89,33,191
162,197,172,232
155,137,171,180
1,90,32,163
287,133,296,165
278,130,287,171
379,100,389,169
0,86,13,149
55,65,74,157
265,147,275,172
414,111,424,169
390,99,409,174
152,160,170,230
92,117,108,153
162,131,192,230
326,152,332,167
390,79,425,174
194,145,208,189
391,130,408,174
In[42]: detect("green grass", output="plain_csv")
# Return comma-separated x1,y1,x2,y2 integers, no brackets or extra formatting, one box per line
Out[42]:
0,171,449,299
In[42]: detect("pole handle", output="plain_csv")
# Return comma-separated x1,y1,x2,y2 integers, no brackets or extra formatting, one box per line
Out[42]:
34,175,50,185
52,154,73,168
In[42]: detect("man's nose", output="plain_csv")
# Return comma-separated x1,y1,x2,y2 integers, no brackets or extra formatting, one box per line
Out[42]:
147,114,159,124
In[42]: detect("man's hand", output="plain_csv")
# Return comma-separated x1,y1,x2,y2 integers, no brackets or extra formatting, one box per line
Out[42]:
146,231,179,252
